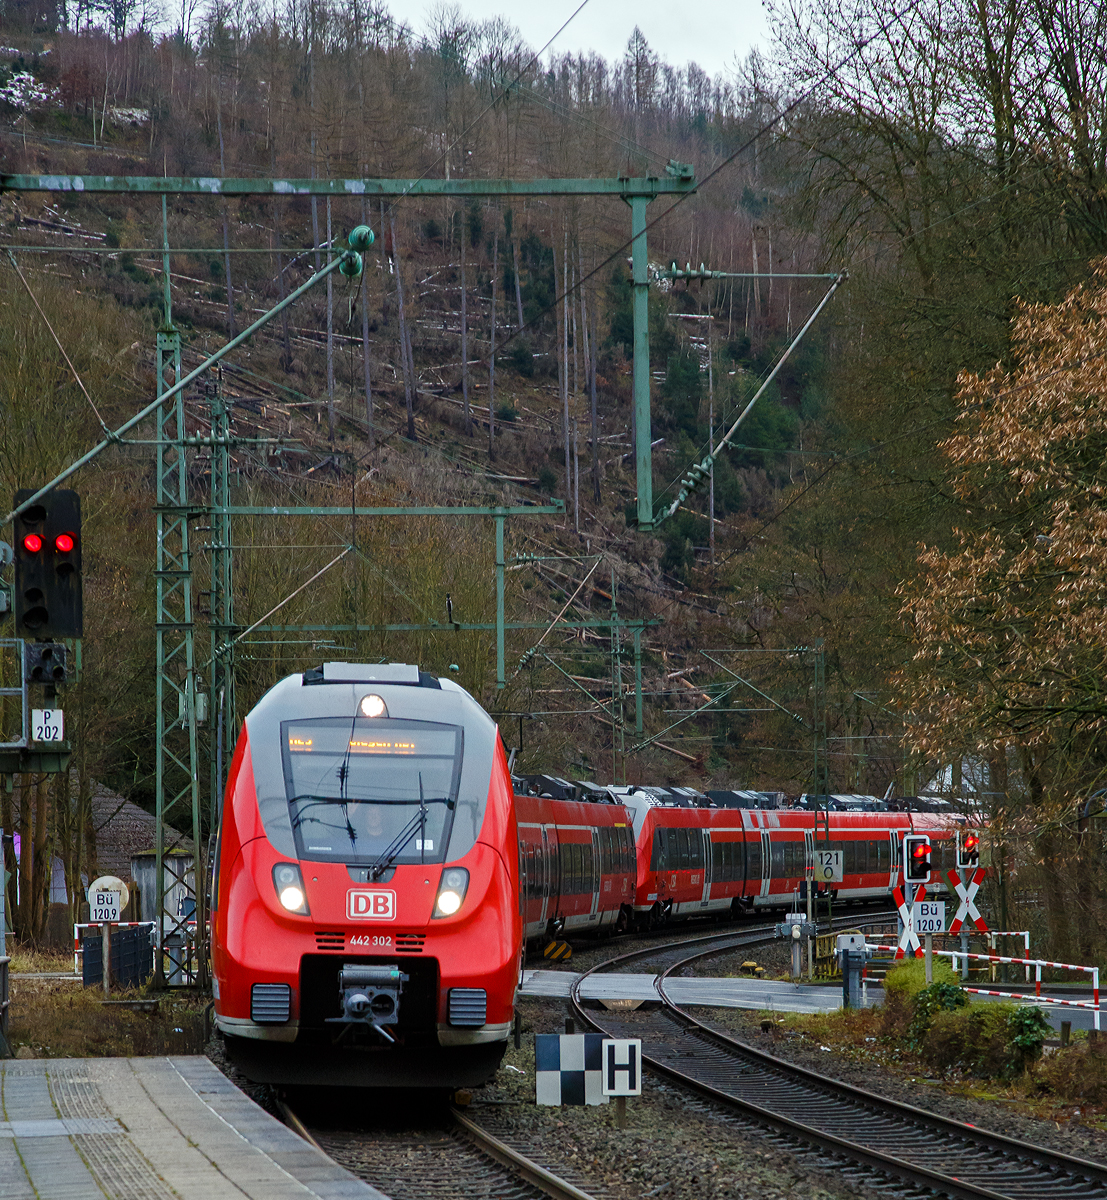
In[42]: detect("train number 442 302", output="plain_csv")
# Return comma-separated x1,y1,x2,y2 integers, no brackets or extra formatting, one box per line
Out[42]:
349,934,392,947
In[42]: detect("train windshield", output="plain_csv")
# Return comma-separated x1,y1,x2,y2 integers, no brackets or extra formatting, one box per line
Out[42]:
281,717,463,865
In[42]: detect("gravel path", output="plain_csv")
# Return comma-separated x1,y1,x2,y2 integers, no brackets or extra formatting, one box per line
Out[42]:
482,996,868,1200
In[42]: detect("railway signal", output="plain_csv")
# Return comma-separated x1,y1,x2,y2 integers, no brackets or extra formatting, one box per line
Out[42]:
957,830,980,869
904,834,932,883
13,488,83,640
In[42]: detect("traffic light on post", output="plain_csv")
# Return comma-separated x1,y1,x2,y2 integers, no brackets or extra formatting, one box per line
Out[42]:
13,488,83,640
957,830,980,870
903,834,932,883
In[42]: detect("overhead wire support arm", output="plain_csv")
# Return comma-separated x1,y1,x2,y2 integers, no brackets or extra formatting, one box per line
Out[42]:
626,680,743,754
1,237,370,527
657,271,848,527
700,650,814,730
0,171,697,200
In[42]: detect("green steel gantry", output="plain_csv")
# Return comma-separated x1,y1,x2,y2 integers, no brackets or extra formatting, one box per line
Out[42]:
1,166,697,532
0,165,699,985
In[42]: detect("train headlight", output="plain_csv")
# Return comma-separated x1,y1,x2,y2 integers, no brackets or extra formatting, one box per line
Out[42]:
359,693,388,718
272,863,310,915
433,867,469,918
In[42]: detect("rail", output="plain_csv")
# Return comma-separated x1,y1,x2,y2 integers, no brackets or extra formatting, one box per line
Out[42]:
571,922,1107,1199
278,1096,600,1200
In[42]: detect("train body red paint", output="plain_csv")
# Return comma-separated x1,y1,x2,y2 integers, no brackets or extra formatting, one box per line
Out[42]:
616,793,957,928
212,662,522,1089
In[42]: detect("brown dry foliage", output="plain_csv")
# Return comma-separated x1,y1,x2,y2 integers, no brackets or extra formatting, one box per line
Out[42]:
8,977,208,1058
899,260,1107,762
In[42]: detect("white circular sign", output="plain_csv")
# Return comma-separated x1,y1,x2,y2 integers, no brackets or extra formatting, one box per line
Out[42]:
88,875,130,910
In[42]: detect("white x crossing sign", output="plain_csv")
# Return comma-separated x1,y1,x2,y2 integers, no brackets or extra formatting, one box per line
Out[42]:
601,1038,642,1097
946,868,988,934
893,883,929,959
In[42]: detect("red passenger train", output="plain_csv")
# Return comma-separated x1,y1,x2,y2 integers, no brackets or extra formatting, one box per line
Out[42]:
213,661,963,1090
212,662,523,1089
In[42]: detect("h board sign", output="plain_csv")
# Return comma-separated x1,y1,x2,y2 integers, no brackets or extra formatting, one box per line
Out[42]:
601,1039,642,1097
535,1034,608,1106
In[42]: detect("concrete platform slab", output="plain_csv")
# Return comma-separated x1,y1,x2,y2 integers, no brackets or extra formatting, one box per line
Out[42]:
519,968,870,1013
0,1057,386,1200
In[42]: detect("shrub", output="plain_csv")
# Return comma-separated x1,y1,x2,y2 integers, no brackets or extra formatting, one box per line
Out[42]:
906,981,969,1049
883,956,959,1001
1030,1037,1107,1104
920,1003,1050,1079
1007,1005,1052,1071
878,988,913,1041
509,339,534,377
536,465,557,495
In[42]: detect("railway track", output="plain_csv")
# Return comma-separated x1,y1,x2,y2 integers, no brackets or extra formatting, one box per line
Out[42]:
571,930,1107,1200
279,1096,605,1200
276,912,893,1200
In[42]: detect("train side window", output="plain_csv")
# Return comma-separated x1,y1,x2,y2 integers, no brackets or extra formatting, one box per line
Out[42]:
746,839,761,882
651,829,665,871
677,828,691,870
712,840,724,879
692,830,705,870
625,828,635,875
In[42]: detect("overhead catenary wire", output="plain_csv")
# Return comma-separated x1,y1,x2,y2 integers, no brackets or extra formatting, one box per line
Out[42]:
4,248,110,432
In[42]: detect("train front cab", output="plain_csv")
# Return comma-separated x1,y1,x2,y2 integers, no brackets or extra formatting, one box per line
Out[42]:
211,665,523,1088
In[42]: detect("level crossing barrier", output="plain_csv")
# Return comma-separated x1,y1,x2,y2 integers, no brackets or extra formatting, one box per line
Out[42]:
988,930,1031,982
864,942,1101,1030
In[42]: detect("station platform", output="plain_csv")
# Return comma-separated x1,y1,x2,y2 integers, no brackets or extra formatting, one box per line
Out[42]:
0,1056,386,1200
519,968,868,1014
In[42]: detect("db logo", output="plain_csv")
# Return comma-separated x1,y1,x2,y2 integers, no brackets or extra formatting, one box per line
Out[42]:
346,889,396,921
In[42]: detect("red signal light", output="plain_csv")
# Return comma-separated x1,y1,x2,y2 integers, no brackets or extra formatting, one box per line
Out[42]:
912,844,927,858
964,833,979,851
55,532,75,553
23,533,42,553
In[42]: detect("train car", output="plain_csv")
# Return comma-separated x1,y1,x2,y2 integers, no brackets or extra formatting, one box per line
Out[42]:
515,791,636,941
211,662,523,1089
619,789,961,926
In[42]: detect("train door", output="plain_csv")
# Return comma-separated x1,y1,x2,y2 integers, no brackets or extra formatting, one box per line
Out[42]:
700,829,712,907
804,829,814,886
760,830,772,899
590,827,601,918
540,825,555,926
888,830,899,890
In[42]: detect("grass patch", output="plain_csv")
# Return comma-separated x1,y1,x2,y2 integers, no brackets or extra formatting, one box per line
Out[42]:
6,940,76,974
7,976,209,1058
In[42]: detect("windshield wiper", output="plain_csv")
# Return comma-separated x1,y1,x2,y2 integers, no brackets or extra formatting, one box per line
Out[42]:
368,811,425,881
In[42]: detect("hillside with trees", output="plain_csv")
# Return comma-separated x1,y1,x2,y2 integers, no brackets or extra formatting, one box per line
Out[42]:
2,0,1107,952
